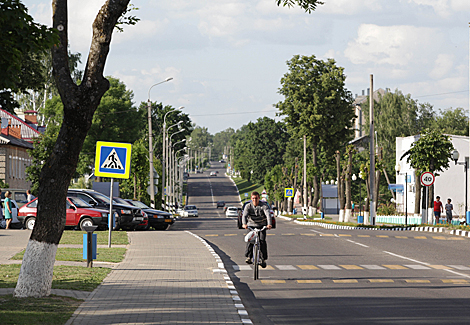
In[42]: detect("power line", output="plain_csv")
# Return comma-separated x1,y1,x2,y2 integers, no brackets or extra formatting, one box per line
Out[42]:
414,90,468,98
191,110,278,117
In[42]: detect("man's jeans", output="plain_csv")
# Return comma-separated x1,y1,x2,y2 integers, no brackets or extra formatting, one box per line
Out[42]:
245,227,268,260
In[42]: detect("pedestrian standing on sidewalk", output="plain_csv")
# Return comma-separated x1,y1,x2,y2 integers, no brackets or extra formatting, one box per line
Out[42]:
445,198,453,224
27,190,35,202
4,191,12,229
433,196,443,225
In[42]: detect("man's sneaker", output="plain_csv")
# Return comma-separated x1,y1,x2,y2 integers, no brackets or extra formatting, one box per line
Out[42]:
245,258,253,264
260,259,267,268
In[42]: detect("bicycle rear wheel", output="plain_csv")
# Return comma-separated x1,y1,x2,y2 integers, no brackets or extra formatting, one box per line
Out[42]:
253,244,259,280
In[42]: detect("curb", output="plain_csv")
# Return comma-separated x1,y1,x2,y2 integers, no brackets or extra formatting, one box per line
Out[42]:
291,219,470,238
186,231,253,324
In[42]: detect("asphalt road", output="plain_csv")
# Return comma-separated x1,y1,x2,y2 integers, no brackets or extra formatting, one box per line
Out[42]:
172,162,470,324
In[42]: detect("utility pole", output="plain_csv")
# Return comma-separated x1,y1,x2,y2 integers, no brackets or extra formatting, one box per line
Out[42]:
303,135,307,217
369,74,376,225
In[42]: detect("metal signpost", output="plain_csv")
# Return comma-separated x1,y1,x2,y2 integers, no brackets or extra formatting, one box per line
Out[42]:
95,141,132,247
420,172,435,224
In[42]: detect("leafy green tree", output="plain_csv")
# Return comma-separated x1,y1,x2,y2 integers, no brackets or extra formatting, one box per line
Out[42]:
362,89,419,175
276,54,355,210
213,128,235,160
433,107,468,136
188,126,213,149
401,128,454,212
78,77,145,175
0,0,58,113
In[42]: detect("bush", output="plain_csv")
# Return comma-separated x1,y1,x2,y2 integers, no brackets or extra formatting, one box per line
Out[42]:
377,203,398,216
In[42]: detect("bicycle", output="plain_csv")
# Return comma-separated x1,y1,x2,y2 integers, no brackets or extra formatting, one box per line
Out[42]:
246,226,267,280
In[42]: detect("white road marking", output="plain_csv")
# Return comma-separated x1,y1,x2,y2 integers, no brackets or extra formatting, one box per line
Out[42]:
383,250,470,279
346,239,369,248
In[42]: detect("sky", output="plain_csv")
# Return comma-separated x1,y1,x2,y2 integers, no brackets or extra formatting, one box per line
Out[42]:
22,0,470,135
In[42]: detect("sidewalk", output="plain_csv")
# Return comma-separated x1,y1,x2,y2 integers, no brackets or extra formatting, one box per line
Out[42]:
66,231,248,324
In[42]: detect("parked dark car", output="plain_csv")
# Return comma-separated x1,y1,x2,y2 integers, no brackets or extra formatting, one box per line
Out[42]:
114,197,149,230
67,189,143,230
125,199,175,230
217,201,225,208
18,197,110,230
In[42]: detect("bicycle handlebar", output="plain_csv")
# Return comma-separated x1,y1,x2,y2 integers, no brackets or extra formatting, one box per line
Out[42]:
247,226,267,232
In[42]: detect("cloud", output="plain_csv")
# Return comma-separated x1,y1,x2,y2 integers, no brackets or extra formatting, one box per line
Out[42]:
344,24,443,67
429,54,454,79
318,0,383,15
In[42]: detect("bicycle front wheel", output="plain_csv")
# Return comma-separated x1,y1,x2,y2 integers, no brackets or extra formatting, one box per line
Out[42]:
253,244,259,280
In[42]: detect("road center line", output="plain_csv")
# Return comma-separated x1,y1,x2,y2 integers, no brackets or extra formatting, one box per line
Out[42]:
310,229,324,234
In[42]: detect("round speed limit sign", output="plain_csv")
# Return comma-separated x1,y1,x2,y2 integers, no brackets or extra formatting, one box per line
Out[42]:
420,172,435,186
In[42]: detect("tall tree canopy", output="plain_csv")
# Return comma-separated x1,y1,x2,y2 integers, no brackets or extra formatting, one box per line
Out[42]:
276,54,355,208
0,0,57,113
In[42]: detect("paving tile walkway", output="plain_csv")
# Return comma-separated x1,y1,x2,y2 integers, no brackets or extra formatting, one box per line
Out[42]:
66,231,248,324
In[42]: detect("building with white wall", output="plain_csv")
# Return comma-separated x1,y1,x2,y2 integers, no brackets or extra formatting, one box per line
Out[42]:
395,135,469,219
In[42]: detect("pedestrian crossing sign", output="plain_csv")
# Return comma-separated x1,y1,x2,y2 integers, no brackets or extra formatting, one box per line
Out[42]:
95,141,132,179
285,188,294,197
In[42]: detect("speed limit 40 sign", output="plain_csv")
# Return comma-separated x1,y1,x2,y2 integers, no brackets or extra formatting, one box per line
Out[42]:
420,172,435,186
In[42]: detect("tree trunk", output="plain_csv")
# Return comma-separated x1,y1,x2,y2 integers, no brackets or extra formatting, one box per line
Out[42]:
344,148,353,222
14,0,130,298
414,170,421,214
312,143,319,211
335,151,345,221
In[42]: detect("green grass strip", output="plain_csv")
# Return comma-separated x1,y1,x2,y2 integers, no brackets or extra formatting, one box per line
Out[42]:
232,177,264,204
11,247,126,263
0,264,111,291
0,294,82,325
59,230,129,245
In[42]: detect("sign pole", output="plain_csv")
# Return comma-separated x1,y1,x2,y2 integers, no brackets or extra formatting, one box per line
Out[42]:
108,178,114,248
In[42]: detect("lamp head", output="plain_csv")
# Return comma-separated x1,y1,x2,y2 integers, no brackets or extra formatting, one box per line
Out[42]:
452,150,459,164
395,164,401,174
165,77,173,82
351,174,357,181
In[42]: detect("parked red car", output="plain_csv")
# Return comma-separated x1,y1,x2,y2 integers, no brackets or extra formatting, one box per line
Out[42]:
18,197,110,230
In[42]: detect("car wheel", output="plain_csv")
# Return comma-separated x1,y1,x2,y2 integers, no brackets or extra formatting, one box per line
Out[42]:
25,217,36,230
79,218,94,231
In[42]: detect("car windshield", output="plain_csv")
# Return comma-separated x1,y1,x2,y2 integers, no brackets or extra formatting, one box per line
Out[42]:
185,206,196,210
129,200,149,209
228,208,237,211
68,197,92,208
90,192,111,204
113,197,128,205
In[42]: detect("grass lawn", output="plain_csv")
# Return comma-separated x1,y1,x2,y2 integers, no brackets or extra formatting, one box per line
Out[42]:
11,247,126,263
0,294,82,325
0,264,112,325
232,177,264,203
0,264,111,291
59,230,129,245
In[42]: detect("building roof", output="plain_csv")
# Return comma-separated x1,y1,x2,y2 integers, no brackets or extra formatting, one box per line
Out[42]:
353,88,387,106
0,109,41,142
0,133,34,149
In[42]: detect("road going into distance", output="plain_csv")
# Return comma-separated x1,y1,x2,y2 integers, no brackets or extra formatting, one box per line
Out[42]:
171,162,470,324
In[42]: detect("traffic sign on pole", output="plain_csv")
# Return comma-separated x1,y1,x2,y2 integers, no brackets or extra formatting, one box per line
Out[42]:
95,141,132,179
420,172,435,187
285,188,294,197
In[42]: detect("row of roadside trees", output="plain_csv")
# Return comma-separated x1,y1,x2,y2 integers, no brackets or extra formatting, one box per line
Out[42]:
221,56,466,220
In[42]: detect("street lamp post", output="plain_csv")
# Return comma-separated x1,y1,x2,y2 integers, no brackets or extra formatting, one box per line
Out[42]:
173,147,187,207
452,150,468,220
162,108,184,210
148,77,173,208
167,128,185,211
171,141,186,208
395,164,408,225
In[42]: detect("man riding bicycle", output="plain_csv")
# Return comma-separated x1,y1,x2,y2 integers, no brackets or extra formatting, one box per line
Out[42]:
242,191,272,268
